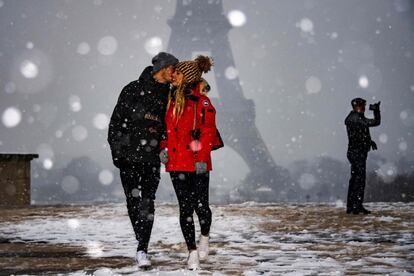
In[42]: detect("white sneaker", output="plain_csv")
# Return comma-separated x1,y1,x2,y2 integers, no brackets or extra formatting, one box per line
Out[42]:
187,250,200,270
198,235,209,261
135,250,151,268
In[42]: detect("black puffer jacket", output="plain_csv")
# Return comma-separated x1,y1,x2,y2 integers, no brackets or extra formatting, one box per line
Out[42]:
345,110,381,154
108,66,170,167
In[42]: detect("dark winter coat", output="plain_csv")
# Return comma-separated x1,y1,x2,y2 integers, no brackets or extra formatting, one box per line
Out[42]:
108,66,170,167
345,110,381,154
161,82,217,172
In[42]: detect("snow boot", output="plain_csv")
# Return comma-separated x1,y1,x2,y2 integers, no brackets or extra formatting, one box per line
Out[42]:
135,250,151,269
198,235,209,261
187,250,200,270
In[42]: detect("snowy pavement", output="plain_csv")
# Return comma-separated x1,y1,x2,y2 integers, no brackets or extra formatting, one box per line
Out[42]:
0,202,413,275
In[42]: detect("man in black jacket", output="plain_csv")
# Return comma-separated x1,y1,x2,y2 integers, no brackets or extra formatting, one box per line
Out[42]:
345,98,381,215
108,52,178,268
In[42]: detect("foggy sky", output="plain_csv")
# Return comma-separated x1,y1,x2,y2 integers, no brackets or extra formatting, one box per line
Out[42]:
1,0,413,188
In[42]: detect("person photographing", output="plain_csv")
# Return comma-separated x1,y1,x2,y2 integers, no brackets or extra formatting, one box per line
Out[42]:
345,98,381,215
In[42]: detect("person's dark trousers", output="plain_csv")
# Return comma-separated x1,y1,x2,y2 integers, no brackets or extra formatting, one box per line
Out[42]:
346,151,368,211
119,163,160,253
170,172,212,251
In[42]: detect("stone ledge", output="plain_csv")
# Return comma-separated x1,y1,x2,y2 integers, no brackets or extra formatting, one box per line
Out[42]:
0,153,39,161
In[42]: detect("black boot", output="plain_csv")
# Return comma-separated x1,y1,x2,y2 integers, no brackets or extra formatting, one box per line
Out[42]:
351,209,361,215
346,204,358,214
359,206,371,214
352,206,371,215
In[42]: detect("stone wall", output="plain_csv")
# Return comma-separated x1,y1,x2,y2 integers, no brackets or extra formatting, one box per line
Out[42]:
0,154,38,206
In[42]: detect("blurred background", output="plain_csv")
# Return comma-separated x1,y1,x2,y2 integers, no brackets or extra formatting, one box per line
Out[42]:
0,0,413,204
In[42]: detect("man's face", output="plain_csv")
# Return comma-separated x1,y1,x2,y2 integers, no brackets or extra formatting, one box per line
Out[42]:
153,65,175,84
353,104,366,113
162,65,175,83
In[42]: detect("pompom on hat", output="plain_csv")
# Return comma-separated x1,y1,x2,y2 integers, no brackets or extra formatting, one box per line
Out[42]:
175,55,213,84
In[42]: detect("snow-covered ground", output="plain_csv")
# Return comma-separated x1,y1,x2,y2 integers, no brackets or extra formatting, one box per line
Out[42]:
0,202,413,275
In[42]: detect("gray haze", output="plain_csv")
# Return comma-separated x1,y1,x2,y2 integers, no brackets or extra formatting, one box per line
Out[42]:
0,0,413,202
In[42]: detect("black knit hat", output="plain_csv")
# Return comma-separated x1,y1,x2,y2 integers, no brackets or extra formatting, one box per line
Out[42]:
175,55,213,84
152,52,178,73
351,97,366,107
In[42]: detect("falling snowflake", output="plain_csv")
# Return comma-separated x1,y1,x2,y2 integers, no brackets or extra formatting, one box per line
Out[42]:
61,175,80,194
99,170,114,186
97,36,118,56
298,173,316,190
77,42,91,55
43,158,53,170
225,66,239,80
358,75,369,88
305,76,322,94
2,107,22,128
297,18,314,33
26,41,34,49
93,113,109,130
227,10,246,27
4,82,16,94
20,60,39,79
72,125,88,142
376,163,397,184
144,36,163,55
69,95,82,112
398,141,408,151
379,133,388,144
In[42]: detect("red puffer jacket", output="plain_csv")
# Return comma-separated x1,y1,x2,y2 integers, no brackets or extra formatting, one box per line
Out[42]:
161,83,217,172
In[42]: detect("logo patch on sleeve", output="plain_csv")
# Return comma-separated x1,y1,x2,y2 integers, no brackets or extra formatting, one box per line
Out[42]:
202,100,209,107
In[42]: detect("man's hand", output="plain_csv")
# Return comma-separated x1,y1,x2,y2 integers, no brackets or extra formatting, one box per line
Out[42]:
371,140,378,151
369,101,381,111
195,162,207,174
159,149,168,164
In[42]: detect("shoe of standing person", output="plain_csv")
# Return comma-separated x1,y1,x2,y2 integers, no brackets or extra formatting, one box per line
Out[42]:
359,206,371,214
198,235,209,261
352,206,371,215
351,209,361,215
187,250,200,270
135,250,151,269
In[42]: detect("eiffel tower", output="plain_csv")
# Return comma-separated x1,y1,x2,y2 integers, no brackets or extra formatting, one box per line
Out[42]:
167,0,290,200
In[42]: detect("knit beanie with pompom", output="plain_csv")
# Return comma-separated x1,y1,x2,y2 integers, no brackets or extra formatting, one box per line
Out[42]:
175,55,213,84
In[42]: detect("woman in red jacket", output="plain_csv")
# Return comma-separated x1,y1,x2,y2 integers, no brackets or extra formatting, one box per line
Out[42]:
160,56,217,270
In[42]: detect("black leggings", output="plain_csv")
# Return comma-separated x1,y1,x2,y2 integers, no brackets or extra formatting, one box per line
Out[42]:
120,163,160,253
170,172,212,251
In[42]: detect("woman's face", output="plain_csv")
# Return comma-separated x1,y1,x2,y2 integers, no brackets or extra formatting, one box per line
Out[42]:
172,70,184,87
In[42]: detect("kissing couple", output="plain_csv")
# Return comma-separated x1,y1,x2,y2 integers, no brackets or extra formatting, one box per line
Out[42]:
108,52,223,270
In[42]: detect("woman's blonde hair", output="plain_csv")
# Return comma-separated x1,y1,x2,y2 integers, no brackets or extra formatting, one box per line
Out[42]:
167,82,186,122
168,55,213,122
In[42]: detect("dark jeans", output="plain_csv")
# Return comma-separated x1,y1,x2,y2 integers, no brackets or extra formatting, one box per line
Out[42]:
346,151,367,210
170,172,212,251
120,163,160,253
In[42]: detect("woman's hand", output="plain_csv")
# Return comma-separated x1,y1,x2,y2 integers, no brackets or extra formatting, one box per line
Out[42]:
195,162,207,174
159,149,169,164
